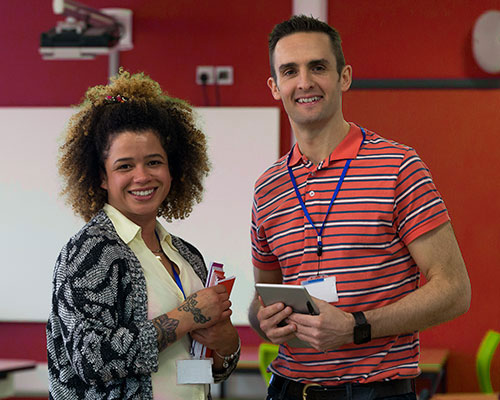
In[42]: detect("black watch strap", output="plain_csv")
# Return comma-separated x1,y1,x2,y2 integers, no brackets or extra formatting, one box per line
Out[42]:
353,311,368,325
352,311,371,344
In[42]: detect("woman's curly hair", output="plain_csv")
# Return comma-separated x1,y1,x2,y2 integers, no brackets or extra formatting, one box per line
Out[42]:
58,69,210,222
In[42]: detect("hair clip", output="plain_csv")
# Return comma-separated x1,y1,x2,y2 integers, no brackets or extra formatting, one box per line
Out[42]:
105,95,128,104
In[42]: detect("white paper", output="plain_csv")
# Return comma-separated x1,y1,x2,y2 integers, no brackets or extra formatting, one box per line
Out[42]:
176,358,214,384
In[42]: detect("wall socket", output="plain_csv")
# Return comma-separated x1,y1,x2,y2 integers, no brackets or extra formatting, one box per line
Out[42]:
196,66,215,85
196,65,233,85
215,66,233,85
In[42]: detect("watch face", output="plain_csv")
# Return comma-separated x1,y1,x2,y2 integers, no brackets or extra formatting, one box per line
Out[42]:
354,324,371,344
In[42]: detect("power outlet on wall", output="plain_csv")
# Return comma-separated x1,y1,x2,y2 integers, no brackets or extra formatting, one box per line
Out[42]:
215,66,233,85
196,66,215,85
196,65,234,85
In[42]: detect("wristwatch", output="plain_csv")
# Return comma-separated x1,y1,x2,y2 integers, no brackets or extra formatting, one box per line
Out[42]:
352,311,371,344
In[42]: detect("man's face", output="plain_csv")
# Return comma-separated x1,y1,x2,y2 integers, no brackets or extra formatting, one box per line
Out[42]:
268,32,351,131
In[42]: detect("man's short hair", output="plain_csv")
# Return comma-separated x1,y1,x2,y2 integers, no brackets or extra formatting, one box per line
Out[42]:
268,15,346,81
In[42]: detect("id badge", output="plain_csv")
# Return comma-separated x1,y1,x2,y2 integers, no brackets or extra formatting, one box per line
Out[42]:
176,358,214,384
301,276,338,302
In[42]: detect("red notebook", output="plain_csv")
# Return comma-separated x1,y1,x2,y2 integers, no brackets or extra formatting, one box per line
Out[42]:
191,262,236,359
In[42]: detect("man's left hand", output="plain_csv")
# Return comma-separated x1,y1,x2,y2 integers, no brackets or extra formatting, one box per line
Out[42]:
286,298,354,352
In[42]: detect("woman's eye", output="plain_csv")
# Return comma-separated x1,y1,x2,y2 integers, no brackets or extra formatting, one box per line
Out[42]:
117,164,131,170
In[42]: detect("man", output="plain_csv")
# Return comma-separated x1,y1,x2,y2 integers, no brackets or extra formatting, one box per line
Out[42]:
248,15,471,400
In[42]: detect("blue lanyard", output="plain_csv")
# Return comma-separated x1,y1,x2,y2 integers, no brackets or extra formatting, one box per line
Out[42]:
155,231,186,299
286,128,365,257
171,264,186,299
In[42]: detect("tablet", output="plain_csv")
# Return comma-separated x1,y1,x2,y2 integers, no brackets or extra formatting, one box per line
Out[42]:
255,283,319,315
255,283,319,348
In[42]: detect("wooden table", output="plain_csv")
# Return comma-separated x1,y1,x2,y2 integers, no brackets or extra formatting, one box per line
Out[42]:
418,348,450,396
0,359,36,399
432,394,499,400
236,345,260,371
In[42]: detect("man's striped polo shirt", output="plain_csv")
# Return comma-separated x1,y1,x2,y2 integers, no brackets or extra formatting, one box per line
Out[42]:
251,123,450,384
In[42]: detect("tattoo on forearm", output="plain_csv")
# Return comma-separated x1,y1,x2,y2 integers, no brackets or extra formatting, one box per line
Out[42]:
153,314,179,351
178,293,211,324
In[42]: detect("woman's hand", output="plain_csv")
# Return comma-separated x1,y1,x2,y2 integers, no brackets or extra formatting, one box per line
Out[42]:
179,285,232,331
191,318,239,371
190,318,238,355
153,285,231,352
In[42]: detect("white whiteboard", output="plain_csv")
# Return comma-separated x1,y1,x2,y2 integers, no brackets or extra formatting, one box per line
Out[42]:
0,107,280,324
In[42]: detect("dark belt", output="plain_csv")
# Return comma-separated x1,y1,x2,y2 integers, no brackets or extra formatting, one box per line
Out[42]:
270,375,414,400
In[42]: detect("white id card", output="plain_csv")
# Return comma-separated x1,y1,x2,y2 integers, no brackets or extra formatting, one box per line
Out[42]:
301,276,338,302
176,358,214,384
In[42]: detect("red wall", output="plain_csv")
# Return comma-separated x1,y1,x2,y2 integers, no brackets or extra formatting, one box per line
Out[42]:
1,0,500,393
343,89,500,392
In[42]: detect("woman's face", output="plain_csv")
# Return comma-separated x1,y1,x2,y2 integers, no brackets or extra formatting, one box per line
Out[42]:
100,130,172,226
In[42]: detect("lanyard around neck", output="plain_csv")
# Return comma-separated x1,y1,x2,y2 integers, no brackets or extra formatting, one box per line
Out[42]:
171,263,186,299
286,128,365,257
155,231,186,299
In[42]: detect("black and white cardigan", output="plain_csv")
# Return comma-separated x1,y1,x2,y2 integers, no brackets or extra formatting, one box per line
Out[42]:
47,210,238,399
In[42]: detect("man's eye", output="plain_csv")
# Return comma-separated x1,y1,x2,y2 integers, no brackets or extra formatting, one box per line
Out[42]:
283,69,295,76
313,65,326,72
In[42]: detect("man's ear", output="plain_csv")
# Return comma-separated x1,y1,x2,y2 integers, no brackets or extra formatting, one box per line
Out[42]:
267,77,281,101
340,65,352,92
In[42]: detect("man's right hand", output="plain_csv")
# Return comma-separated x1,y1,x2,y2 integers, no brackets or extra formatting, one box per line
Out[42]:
256,297,297,344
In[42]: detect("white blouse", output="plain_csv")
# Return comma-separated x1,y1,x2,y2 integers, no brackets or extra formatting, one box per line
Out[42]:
104,204,207,400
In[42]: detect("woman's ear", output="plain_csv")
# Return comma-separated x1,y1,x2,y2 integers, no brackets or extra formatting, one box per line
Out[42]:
100,170,108,190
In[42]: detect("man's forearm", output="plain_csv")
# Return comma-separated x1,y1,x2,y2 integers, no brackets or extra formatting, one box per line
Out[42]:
287,272,470,352
365,272,470,340
361,222,470,340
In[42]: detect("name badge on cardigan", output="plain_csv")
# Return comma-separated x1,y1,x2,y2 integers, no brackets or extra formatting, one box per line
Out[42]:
176,358,214,384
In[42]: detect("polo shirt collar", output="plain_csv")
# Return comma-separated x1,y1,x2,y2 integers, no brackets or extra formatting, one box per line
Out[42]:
288,122,364,168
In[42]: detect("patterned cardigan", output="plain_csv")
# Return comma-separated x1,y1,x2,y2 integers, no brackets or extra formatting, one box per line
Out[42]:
47,210,238,399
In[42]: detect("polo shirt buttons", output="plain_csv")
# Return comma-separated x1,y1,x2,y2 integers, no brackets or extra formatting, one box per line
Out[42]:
309,191,315,197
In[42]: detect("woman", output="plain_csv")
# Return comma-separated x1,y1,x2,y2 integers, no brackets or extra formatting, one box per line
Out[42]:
46,70,240,399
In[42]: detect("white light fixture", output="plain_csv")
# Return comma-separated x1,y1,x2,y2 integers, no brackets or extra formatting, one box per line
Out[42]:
292,0,327,22
472,10,500,74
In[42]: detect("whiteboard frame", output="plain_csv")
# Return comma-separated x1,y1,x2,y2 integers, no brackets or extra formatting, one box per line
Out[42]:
0,107,280,324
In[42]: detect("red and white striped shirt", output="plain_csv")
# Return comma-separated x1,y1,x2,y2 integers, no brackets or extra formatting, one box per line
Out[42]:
251,123,449,385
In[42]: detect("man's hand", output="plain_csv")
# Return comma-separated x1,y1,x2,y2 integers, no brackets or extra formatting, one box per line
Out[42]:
256,297,298,345
287,297,354,352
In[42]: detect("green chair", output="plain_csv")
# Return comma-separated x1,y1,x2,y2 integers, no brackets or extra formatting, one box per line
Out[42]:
258,342,279,386
476,329,500,393
420,329,500,400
